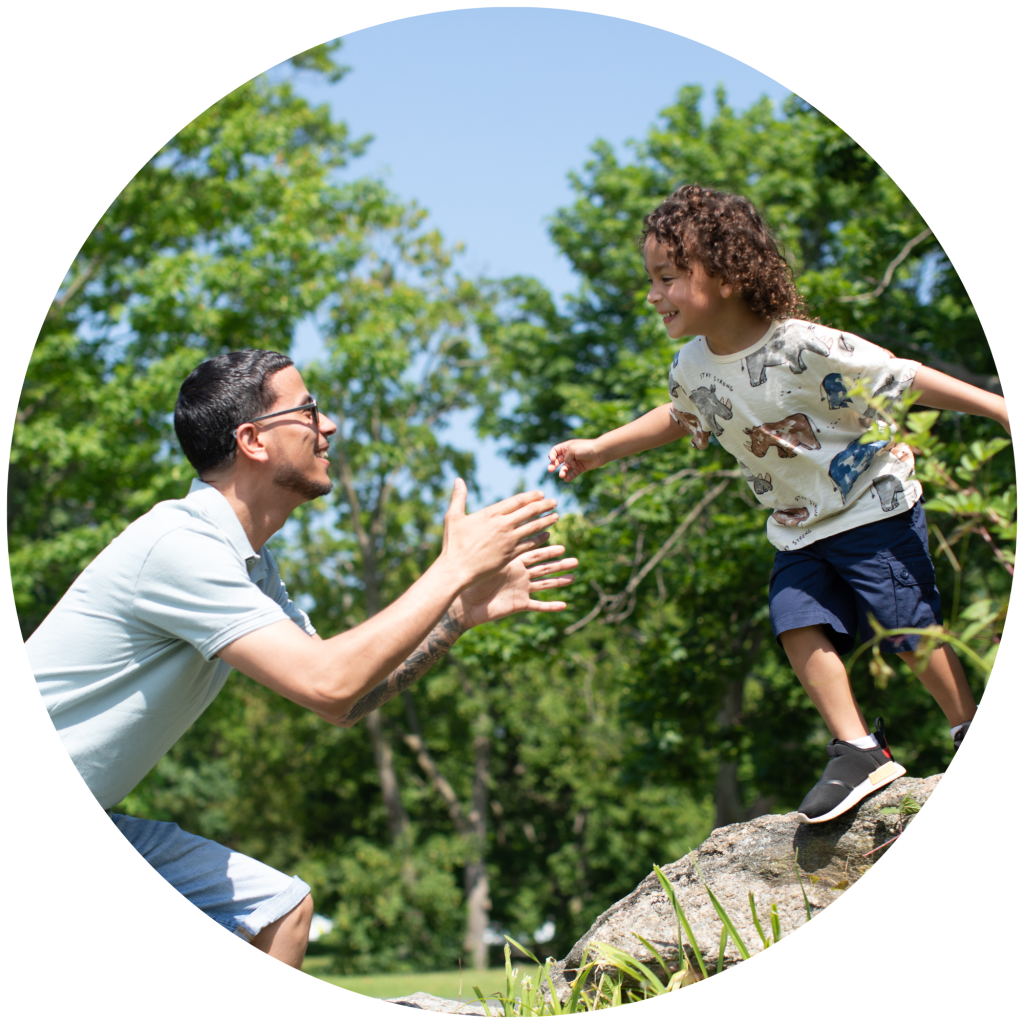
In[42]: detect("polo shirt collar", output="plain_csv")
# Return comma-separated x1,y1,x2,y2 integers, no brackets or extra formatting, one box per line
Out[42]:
186,479,260,565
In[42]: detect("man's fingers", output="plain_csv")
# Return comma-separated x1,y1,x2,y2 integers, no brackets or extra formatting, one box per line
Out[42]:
527,599,568,613
528,575,575,591
520,544,564,565
528,558,577,578
512,511,559,539
504,496,558,527
446,477,468,519
486,489,547,517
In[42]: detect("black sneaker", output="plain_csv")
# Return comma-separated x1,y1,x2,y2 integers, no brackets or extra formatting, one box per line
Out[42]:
953,721,970,752
796,718,906,824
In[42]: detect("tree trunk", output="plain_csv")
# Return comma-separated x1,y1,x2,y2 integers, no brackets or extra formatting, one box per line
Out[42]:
336,454,409,843
713,672,746,830
366,708,409,840
463,729,491,970
400,692,492,970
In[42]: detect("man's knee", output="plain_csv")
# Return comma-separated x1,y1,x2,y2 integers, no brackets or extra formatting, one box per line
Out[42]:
251,892,314,968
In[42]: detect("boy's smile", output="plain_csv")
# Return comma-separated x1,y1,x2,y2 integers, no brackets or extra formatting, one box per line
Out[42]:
644,237,728,341
643,236,773,354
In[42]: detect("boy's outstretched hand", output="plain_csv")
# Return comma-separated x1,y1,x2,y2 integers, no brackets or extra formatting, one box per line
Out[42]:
547,439,605,482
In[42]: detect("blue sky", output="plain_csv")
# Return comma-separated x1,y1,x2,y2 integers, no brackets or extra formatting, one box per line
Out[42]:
273,8,793,504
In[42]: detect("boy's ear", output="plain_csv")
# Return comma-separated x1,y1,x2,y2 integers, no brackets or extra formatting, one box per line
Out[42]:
719,279,735,299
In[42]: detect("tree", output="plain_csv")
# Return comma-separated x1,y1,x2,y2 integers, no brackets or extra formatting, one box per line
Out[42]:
480,85,1013,826
10,41,383,636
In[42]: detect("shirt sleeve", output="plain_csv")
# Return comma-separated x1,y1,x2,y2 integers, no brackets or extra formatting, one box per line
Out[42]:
830,331,921,416
667,353,712,450
259,546,317,637
133,526,296,660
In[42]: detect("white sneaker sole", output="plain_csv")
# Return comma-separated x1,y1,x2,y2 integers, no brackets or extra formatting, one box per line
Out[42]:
796,760,907,824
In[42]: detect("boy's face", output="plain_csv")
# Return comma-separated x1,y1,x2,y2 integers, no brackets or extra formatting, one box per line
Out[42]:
643,237,729,341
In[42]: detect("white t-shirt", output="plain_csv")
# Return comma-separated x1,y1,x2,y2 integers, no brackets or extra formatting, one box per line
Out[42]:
27,480,317,809
667,319,923,551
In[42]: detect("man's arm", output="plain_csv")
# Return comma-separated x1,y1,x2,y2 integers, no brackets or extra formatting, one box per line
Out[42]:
337,608,466,727
912,365,1011,435
217,483,572,727
333,537,579,726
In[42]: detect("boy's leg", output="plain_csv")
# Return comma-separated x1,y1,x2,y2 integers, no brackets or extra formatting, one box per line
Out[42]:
779,624,870,740
897,642,976,726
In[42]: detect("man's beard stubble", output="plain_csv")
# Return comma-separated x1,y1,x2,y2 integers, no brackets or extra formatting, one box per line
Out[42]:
273,460,333,501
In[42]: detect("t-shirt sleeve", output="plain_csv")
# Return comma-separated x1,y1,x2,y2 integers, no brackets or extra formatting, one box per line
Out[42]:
260,546,318,637
667,353,712,450
830,331,921,415
133,527,297,661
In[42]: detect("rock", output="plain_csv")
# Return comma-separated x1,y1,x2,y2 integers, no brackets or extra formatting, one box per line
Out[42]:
550,774,941,995
385,992,488,1015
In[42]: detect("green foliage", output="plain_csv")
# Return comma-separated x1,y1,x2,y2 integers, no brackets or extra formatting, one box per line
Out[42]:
479,82,1013,822
10,44,381,635
17,66,1013,979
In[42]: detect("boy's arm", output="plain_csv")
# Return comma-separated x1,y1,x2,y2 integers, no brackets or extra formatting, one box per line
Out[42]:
548,403,687,482
911,365,1010,436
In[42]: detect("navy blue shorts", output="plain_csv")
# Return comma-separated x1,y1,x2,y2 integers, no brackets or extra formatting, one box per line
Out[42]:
768,501,943,655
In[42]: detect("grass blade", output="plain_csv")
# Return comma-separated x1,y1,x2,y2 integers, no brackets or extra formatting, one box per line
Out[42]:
748,892,769,951
538,959,563,1015
505,935,542,965
794,850,813,922
691,853,750,959
652,862,708,980
716,926,727,975
472,986,493,1017
770,903,781,945
567,960,596,1015
633,933,670,977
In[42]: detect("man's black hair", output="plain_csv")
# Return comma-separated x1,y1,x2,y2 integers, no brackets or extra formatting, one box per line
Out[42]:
174,349,294,475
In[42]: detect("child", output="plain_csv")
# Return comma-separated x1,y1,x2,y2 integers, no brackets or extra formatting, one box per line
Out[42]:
547,185,1010,824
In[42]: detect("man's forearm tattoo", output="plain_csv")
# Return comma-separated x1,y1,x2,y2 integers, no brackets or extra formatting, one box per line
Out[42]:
340,609,465,727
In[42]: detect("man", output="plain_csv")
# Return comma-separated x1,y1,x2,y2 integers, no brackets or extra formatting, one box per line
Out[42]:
28,349,576,968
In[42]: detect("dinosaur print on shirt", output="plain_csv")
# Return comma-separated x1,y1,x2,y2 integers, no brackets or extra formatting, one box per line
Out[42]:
668,319,922,551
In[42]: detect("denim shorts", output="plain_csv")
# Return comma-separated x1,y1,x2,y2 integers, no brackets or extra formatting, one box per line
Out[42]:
109,813,311,941
768,500,943,655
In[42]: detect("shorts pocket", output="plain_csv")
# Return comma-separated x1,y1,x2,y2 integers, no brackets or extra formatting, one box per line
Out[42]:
888,555,938,629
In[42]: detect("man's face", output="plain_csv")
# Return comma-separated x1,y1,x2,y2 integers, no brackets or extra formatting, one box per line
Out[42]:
257,366,338,501
643,236,728,341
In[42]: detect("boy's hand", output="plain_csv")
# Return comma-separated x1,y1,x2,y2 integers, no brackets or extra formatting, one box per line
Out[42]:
547,439,605,482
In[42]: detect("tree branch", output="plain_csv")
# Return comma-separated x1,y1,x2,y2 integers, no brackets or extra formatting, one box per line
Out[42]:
46,254,103,319
565,477,734,634
598,468,741,526
837,228,933,303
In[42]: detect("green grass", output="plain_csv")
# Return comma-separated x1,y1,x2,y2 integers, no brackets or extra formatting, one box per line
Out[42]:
301,958,524,1002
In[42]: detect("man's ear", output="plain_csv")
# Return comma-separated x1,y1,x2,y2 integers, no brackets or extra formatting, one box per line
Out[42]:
234,424,271,465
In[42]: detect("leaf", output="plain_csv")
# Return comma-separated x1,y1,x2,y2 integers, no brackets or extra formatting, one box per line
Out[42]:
898,795,921,816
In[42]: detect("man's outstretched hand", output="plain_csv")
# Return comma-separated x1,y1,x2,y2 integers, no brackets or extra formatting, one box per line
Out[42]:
454,542,577,628
439,479,561,589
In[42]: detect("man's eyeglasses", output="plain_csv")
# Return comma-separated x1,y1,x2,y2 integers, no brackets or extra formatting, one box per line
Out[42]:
235,399,320,436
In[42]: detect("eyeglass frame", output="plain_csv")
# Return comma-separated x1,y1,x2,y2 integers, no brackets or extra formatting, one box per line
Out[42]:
234,399,320,440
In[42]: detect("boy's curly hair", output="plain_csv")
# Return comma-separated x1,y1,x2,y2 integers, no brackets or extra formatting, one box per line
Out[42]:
640,185,807,321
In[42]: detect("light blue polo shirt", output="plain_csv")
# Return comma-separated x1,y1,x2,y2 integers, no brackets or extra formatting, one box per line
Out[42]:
27,480,317,810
